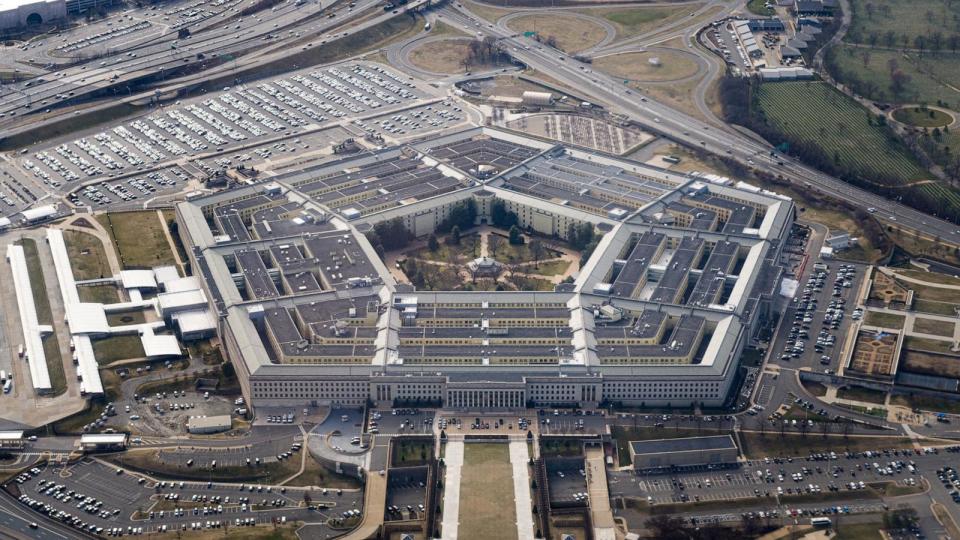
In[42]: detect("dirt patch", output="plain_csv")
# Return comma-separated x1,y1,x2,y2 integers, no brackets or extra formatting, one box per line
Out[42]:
506,13,607,53
408,39,509,74
594,50,700,82
901,349,960,378
912,317,956,337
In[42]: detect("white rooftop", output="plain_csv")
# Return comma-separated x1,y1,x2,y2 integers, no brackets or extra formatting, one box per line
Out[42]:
153,265,181,286
0,431,24,440
163,276,202,293
156,289,207,315
120,270,158,290
66,303,110,335
140,330,182,358
172,309,217,334
80,433,127,444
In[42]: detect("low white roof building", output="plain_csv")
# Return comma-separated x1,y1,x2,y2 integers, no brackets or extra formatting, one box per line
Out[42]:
21,205,57,222
120,270,158,290
172,309,217,336
140,330,182,358
156,289,208,316
152,265,181,287
163,276,202,293
65,303,110,335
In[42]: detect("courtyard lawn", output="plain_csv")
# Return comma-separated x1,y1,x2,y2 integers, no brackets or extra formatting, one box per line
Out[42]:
63,230,113,281
92,335,146,365
458,444,517,540
97,211,177,269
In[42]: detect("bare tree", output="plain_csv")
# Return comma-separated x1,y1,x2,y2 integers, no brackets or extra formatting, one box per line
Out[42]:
529,239,545,269
487,233,501,258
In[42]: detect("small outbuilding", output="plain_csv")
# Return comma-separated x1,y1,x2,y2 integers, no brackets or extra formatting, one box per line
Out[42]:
188,415,233,434
629,435,738,471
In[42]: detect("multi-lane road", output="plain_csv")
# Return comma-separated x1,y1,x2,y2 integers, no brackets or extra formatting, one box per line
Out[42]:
0,0,385,127
437,2,960,246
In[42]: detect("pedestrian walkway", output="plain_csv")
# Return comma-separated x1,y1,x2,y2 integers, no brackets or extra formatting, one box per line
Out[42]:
509,441,535,540
441,440,464,540
585,446,616,540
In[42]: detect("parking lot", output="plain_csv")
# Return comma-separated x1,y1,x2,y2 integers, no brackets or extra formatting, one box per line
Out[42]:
8,62,429,197
609,446,952,506
545,458,588,505
385,467,428,522
7,457,357,537
357,100,467,142
771,261,865,374
69,166,193,209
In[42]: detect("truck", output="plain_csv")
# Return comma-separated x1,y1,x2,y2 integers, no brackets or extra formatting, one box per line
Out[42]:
3,380,12,394
810,517,832,527
0,370,6,381
424,22,431,31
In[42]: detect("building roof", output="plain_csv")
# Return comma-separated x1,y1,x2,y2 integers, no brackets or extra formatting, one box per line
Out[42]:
6,244,52,392
172,309,217,334
163,276,202,293
188,415,232,430
66,303,110,335
630,435,737,456
153,266,181,287
140,330,182,358
156,289,208,315
80,433,128,444
0,431,24,440
21,205,57,221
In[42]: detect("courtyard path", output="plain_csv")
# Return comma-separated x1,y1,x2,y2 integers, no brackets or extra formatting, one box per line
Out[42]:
440,440,465,540
509,441,535,540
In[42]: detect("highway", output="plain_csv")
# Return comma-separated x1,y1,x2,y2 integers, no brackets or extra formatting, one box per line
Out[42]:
0,0,382,126
437,2,960,245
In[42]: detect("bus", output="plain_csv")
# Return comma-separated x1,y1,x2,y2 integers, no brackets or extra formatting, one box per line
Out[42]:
810,517,832,527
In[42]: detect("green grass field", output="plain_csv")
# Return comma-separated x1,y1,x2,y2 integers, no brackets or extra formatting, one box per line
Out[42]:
827,45,960,107
63,230,113,281
893,107,954,127
746,0,773,16
458,444,517,540
754,82,960,217
97,211,177,269
846,0,960,46
92,335,146,364
862,310,905,328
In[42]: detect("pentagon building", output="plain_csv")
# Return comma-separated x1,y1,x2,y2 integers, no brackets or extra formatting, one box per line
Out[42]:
176,127,794,412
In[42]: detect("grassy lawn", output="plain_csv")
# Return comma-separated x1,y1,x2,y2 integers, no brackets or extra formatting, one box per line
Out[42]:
78,284,121,304
409,235,480,263
739,433,914,459
897,269,960,285
869,480,925,497
802,380,829,397
746,0,773,16
912,298,960,316
862,310,905,329
753,82,960,218
16,239,66,396
63,230,113,280
462,0,514,23
524,259,570,277
540,439,583,457
409,39,511,74
912,317,956,337
890,392,960,414
391,439,433,467
827,45,960,106
594,50,700,82
934,503,960,540
900,349,960,378
106,310,147,326
833,520,884,540
505,14,606,53
846,0,960,45
893,107,954,128
904,336,958,354
594,4,699,40
836,386,888,405
279,456,362,489
97,211,177,269
508,275,556,292
92,335,146,364
458,444,517,540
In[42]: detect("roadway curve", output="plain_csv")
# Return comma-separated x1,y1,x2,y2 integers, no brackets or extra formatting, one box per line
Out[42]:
442,1,960,242
497,10,617,54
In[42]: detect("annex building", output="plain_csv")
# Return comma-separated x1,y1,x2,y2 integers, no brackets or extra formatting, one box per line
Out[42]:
176,127,794,412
